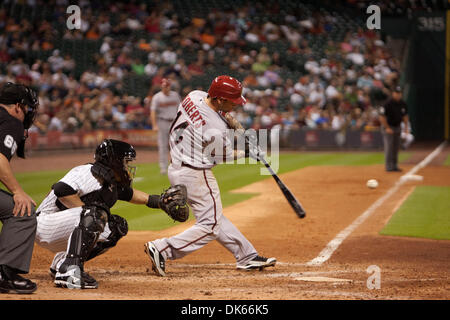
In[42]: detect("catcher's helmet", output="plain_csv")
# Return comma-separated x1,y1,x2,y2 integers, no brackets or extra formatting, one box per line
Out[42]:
94,139,137,186
207,75,246,105
0,82,39,129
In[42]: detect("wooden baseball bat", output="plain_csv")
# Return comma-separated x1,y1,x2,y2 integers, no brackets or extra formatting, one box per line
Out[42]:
260,157,306,219
221,112,306,218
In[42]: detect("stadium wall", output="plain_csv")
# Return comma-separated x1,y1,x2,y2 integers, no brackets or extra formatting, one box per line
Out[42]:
386,12,447,141
25,128,383,151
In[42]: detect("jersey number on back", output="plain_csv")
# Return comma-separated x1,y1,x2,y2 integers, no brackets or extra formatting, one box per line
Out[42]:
4,135,17,155
170,111,190,145
173,121,189,145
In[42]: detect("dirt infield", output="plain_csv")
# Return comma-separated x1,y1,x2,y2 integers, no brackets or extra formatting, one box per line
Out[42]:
3,147,450,300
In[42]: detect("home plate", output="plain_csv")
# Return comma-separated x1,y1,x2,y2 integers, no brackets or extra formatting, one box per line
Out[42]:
294,276,353,283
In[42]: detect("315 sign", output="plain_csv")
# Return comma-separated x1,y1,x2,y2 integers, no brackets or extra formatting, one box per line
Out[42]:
417,16,445,32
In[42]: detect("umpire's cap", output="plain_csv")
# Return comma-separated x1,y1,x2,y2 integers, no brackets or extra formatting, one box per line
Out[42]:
0,82,39,129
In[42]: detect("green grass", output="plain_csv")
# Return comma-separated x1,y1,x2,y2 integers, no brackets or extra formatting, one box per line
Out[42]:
380,186,450,240
3,151,411,231
444,154,450,166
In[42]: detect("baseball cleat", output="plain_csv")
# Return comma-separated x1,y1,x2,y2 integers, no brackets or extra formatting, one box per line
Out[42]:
236,256,277,270
49,268,57,280
54,266,98,289
0,265,37,294
144,242,166,277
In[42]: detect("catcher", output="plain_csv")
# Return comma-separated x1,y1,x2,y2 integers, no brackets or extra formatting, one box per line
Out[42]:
35,139,189,289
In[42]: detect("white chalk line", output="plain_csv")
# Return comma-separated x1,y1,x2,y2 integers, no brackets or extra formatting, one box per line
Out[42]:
94,267,442,289
306,141,448,267
168,262,308,268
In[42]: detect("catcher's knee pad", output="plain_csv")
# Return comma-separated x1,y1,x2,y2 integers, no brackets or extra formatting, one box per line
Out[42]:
79,205,108,233
62,206,108,269
86,214,128,261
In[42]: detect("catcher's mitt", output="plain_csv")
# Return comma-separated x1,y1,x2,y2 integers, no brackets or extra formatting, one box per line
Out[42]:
159,184,189,222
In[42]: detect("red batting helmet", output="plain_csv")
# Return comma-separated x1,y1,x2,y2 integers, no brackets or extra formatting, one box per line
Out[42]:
207,75,246,105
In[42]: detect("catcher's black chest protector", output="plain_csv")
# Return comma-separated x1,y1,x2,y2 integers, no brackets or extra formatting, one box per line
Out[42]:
80,183,119,209
55,182,132,212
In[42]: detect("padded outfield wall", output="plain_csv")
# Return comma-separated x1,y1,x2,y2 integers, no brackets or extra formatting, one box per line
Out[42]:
384,11,449,141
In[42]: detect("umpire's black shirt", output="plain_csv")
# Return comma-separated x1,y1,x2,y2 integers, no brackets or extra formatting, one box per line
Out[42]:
0,106,24,161
380,99,408,127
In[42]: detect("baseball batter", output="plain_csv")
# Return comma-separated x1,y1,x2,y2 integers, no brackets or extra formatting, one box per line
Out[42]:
35,139,188,289
145,75,276,276
150,78,181,175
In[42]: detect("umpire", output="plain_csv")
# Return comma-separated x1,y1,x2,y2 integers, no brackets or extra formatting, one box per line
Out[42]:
0,82,39,294
379,86,409,172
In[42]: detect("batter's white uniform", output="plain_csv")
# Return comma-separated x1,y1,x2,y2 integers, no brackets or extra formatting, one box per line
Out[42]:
35,164,112,270
151,90,258,266
151,90,180,174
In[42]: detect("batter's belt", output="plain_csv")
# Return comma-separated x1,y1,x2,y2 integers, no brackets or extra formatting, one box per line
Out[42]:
181,162,204,170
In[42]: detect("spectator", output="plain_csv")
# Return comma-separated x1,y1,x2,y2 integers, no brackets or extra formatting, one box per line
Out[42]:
145,12,161,33
200,27,216,46
252,55,269,74
48,50,64,72
305,57,320,75
187,59,205,76
245,25,261,43
0,0,403,137
131,59,145,75
161,46,177,65
331,112,346,130
48,111,64,131
325,79,340,101
347,47,365,66
357,70,374,90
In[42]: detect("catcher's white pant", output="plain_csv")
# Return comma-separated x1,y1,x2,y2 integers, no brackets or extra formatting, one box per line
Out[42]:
35,207,111,270
152,164,258,266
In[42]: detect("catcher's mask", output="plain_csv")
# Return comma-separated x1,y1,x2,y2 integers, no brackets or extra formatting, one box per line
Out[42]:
94,139,137,186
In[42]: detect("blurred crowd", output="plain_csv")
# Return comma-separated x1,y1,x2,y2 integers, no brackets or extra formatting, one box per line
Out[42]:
0,0,408,136
346,0,448,17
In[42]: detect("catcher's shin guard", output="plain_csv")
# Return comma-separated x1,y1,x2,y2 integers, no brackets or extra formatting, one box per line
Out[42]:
59,206,108,272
